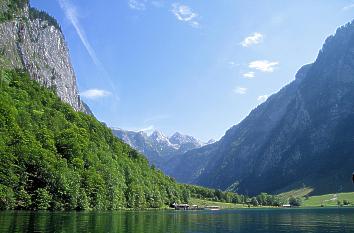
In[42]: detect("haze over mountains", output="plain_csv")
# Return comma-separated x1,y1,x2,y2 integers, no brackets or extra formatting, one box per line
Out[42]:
160,20,354,196
112,128,211,167
112,20,354,197
2,0,354,207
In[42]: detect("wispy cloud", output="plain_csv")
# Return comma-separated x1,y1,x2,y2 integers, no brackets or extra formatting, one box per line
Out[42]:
125,125,156,134
171,3,200,28
257,95,268,102
59,0,120,102
242,71,255,79
249,60,279,72
342,3,354,11
81,89,111,99
128,0,147,10
128,0,164,10
58,0,100,66
241,32,264,47
233,86,247,95
137,125,155,133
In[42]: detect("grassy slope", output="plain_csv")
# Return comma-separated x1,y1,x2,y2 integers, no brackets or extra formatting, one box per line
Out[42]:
188,198,277,209
189,191,354,209
302,192,354,207
277,188,354,207
189,198,244,209
277,188,313,201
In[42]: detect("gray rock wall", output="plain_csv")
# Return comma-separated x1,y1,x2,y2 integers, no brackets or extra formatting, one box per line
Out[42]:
0,5,85,112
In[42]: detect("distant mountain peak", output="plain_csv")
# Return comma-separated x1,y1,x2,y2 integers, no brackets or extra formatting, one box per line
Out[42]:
150,130,169,142
170,132,183,138
111,128,206,168
170,132,204,147
207,139,216,144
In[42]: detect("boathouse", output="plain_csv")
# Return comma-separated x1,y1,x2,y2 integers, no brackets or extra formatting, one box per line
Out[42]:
172,203,190,210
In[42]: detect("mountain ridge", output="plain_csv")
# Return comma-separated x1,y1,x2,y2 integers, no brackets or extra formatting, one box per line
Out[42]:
112,128,209,168
165,20,354,196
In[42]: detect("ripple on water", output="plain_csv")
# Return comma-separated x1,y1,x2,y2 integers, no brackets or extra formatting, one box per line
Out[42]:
0,208,354,233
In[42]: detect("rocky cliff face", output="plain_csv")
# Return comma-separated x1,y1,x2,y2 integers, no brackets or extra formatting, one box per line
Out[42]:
166,20,354,196
0,1,86,112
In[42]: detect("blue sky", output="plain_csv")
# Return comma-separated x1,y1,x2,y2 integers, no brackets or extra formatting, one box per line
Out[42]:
31,0,354,141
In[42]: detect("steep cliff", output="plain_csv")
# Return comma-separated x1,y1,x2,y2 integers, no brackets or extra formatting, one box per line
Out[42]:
166,20,354,196
0,0,87,112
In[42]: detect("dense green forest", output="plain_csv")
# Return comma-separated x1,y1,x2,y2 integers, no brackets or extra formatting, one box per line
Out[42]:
0,0,28,22
0,0,60,30
0,69,291,211
29,7,61,31
0,69,191,210
186,184,286,207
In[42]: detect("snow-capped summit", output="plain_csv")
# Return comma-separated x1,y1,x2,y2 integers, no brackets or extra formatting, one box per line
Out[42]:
207,139,216,144
111,128,206,169
150,130,169,142
170,132,203,148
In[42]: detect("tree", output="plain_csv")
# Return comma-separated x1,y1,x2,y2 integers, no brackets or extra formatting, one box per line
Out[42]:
289,196,302,207
0,184,15,210
251,197,259,206
0,69,189,210
33,188,52,210
256,193,268,206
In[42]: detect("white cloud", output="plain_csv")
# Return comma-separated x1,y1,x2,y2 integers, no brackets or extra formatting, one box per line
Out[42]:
243,71,255,79
249,60,279,72
171,3,200,28
58,0,101,66
342,4,354,11
59,0,120,103
234,86,247,95
81,89,111,99
241,32,264,47
128,0,147,10
138,125,155,133
257,95,268,102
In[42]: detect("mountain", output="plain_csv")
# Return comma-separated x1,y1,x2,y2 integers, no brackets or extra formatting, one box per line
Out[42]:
0,0,89,113
112,129,205,167
166,20,354,196
0,1,190,210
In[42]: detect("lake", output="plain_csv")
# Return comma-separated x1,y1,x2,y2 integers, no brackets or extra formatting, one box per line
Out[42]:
1,208,354,233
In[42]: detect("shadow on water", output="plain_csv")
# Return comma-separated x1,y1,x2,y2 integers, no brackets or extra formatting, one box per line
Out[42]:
1,208,354,233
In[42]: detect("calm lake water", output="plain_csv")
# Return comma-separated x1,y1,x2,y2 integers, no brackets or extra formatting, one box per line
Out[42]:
1,208,354,233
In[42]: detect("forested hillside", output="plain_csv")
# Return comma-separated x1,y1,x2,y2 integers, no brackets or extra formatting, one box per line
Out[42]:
0,69,189,210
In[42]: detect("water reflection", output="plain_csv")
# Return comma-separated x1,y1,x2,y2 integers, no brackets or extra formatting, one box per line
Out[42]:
0,208,354,233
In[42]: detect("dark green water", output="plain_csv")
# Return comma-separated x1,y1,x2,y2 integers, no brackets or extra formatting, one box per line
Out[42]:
1,208,354,233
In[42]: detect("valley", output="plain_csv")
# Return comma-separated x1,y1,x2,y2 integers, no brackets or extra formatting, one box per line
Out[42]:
0,0,353,215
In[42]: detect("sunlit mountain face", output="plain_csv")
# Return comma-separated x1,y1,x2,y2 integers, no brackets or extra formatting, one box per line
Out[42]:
165,21,354,196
